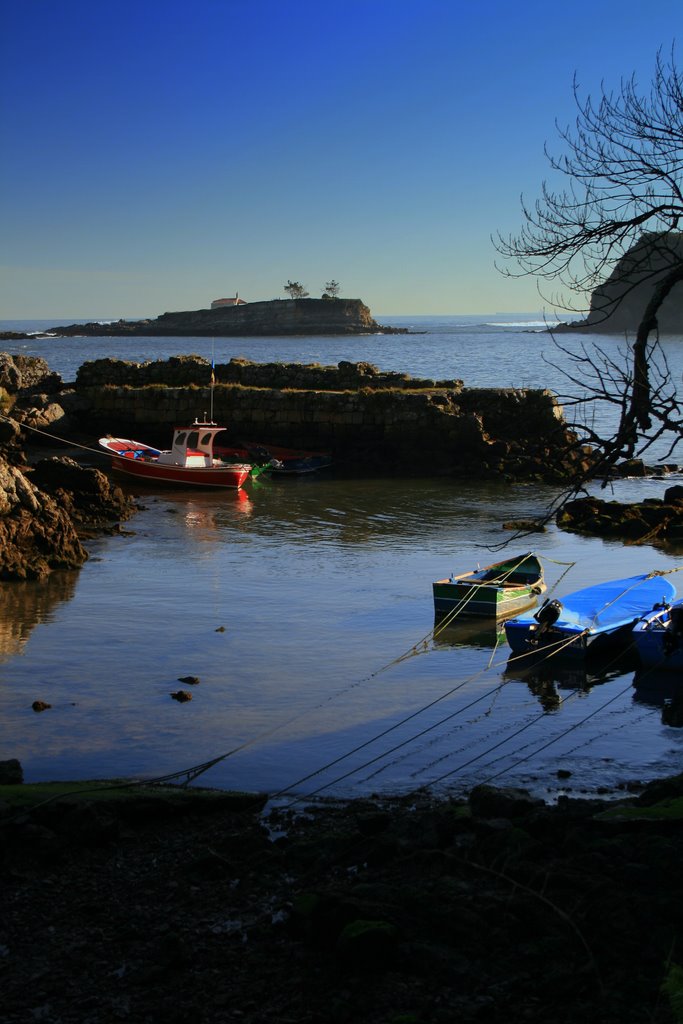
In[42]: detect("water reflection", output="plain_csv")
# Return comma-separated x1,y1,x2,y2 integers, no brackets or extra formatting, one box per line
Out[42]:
432,616,506,651
0,573,78,660
181,489,254,531
503,649,639,712
632,666,683,708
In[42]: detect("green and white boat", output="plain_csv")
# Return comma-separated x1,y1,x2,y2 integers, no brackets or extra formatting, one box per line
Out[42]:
432,552,546,620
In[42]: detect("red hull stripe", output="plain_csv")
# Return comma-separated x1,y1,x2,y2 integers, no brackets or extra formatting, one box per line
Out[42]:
110,456,249,489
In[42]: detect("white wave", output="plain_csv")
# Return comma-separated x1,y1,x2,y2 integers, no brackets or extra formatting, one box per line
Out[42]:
484,319,564,328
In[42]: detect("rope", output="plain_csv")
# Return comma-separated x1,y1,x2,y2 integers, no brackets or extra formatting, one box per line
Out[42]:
272,629,591,806
77,564,586,797
476,675,637,789
0,413,106,459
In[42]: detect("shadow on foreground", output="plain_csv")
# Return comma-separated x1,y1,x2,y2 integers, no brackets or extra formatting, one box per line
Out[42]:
2,775,683,1023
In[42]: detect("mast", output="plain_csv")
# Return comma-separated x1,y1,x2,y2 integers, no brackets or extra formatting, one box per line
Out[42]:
209,339,215,423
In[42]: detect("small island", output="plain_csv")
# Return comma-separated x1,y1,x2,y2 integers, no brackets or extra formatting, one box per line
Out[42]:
24,297,408,339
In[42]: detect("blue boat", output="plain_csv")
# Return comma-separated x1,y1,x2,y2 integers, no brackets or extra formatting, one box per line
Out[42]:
504,573,677,658
633,599,683,671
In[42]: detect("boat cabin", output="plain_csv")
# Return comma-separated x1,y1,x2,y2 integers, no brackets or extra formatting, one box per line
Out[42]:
156,421,227,468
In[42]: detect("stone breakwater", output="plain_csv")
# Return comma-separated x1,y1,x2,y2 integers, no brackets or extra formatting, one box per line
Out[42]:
74,355,584,481
44,298,407,338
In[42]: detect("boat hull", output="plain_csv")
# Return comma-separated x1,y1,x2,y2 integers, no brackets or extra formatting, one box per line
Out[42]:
504,619,635,659
108,454,251,489
433,582,541,618
100,435,252,489
504,574,678,659
633,602,683,671
432,553,545,619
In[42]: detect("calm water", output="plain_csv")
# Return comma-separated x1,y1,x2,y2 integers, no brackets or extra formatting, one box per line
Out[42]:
1,314,682,802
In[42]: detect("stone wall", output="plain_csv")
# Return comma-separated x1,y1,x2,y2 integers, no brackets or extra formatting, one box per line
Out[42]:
75,355,462,392
73,358,582,480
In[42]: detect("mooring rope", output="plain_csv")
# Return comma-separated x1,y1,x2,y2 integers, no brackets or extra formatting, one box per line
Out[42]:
0,413,106,459
270,629,592,805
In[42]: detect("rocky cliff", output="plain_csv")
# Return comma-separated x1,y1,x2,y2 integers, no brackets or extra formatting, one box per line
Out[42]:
560,231,683,333
46,298,405,338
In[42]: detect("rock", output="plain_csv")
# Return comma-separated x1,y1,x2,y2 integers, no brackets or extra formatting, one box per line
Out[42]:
557,494,683,546
664,484,683,506
170,691,193,702
0,458,87,579
0,416,21,446
31,701,51,712
0,758,23,783
177,676,200,685
469,784,544,820
17,399,72,440
0,353,22,392
30,457,136,528
617,458,647,477
11,355,60,391
502,518,546,532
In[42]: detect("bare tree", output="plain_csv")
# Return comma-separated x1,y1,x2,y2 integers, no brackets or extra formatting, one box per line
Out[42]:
496,46,683,479
323,280,341,298
284,281,309,299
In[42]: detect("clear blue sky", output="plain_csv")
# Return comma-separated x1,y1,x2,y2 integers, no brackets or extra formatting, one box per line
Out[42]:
1,0,680,318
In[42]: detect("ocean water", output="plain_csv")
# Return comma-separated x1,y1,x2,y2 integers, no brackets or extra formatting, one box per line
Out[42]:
0,314,682,802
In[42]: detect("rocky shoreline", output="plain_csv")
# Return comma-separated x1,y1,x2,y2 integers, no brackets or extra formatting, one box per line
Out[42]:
3,772,683,1022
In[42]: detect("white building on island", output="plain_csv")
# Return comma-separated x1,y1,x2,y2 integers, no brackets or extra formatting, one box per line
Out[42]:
210,293,247,309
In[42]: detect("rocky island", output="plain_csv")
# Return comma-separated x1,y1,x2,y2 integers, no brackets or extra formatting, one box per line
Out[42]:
35,297,408,338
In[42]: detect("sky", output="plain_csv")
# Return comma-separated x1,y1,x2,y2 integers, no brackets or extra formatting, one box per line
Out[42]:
1,0,681,319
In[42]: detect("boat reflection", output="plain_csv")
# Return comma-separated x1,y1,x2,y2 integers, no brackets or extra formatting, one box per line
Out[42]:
432,615,506,650
503,649,639,712
632,666,683,709
182,488,254,529
0,572,78,661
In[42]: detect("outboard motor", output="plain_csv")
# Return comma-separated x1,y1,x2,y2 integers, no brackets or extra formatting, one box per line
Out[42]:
534,599,562,627
531,599,563,644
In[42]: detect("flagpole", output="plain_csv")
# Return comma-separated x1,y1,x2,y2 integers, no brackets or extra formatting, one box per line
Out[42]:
210,339,215,422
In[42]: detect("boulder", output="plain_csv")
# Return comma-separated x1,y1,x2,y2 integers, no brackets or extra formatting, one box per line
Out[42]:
0,458,87,579
664,485,683,506
30,457,136,528
0,353,22,392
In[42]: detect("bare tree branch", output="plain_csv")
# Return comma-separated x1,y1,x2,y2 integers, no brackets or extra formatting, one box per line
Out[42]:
494,46,683,513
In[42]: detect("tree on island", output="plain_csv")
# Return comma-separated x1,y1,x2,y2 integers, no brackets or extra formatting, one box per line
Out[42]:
496,46,683,490
284,281,309,299
323,280,341,298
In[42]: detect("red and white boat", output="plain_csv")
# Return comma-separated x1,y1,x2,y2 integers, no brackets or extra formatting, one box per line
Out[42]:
99,421,252,489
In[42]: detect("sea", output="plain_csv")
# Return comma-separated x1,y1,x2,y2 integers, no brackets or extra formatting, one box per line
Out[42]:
1,313,682,803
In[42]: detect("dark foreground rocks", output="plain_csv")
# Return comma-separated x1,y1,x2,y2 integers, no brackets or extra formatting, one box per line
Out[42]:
2,778,683,1023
